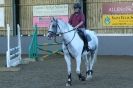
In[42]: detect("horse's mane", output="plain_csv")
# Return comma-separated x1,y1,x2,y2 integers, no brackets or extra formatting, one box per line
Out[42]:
57,19,73,31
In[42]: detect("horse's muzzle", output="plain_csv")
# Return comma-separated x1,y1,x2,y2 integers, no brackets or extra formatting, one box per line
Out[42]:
47,32,55,39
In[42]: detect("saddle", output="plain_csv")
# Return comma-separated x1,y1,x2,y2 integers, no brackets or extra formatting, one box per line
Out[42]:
77,29,91,51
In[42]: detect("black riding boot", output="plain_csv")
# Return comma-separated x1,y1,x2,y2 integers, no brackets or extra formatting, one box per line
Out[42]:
77,29,89,51
83,35,89,51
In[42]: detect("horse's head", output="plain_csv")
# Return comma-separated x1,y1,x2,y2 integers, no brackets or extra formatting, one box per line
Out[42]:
47,17,60,39
47,17,73,39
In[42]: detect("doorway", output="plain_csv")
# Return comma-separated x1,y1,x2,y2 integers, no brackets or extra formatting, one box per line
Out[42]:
83,0,87,28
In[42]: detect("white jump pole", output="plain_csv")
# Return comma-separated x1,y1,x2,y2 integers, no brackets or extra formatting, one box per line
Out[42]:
6,24,22,68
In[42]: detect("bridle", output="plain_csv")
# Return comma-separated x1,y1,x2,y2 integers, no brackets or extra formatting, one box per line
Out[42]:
48,19,78,58
48,20,76,46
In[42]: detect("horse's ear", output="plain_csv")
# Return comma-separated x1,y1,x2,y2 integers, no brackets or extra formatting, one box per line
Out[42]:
53,17,56,21
49,16,53,21
53,17,58,23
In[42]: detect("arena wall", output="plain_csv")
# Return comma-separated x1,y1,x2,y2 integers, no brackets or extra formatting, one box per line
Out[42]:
0,36,133,56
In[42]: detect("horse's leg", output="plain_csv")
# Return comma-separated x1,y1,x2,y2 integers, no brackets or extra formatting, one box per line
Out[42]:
76,55,86,81
90,51,97,70
83,54,89,71
86,52,93,80
86,50,97,80
83,53,92,80
64,54,72,86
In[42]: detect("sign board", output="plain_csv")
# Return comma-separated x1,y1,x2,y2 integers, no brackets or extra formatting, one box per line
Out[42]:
103,15,133,26
102,2,133,14
33,4,69,27
33,4,68,16
0,8,4,27
33,16,68,27
0,0,4,4
102,2,133,27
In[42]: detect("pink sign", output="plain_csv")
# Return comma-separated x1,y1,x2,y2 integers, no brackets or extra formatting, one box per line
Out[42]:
102,2,133,14
33,16,68,27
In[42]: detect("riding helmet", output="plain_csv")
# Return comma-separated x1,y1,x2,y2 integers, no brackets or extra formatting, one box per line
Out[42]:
73,3,81,9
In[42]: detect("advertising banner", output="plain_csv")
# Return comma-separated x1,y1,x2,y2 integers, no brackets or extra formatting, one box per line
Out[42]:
102,2,133,27
102,2,133,14
103,15,133,26
0,8,4,27
0,0,4,4
33,16,68,27
33,4,68,27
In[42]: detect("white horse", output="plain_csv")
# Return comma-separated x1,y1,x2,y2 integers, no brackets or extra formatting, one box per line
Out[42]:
47,17,98,86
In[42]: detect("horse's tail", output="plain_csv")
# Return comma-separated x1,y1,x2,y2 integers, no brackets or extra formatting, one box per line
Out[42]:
90,45,98,70
91,33,98,68
94,46,98,63
94,33,98,63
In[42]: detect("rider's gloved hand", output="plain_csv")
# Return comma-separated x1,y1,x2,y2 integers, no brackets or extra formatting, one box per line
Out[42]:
74,26,78,30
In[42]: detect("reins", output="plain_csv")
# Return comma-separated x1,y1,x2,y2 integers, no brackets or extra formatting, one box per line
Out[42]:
48,20,78,59
48,23,77,45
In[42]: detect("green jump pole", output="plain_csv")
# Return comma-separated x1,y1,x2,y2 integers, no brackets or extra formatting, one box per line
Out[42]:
29,25,63,59
29,25,38,60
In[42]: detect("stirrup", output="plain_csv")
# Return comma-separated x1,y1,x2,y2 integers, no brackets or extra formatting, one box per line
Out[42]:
86,47,90,51
84,46,90,51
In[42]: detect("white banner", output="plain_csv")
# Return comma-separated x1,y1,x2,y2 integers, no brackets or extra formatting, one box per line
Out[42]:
0,8,4,27
33,4,68,16
0,0,4,4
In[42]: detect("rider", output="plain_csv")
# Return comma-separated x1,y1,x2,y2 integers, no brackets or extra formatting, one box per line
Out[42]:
69,3,90,51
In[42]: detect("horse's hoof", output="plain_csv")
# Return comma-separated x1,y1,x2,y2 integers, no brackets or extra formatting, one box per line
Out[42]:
66,83,71,86
86,75,92,80
66,81,72,86
79,75,86,81
78,73,86,81
86,70,93,80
